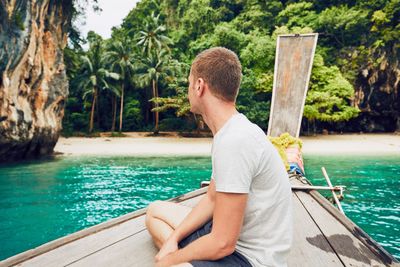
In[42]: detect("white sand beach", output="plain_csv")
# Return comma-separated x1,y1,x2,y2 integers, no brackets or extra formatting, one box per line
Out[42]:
54,133,400,156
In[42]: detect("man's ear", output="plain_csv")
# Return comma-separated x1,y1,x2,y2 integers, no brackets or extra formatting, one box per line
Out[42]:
196,78,206,96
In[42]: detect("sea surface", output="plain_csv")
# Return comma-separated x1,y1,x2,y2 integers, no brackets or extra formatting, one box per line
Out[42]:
0,155,399,261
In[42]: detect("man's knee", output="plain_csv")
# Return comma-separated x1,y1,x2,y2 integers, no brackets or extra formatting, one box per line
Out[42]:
147,200,164,216
146,200,165,226
146,200,192,231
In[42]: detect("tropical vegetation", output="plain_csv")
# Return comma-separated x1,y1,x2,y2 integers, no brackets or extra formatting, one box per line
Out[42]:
62,0,400,135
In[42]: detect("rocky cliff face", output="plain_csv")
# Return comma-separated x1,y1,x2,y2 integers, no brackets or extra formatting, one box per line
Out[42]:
353,53,400,132
0,0,72,162
312,48,400,134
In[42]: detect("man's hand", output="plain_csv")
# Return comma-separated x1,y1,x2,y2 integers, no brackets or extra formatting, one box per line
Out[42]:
155,236,179,262
155,257,172,267
155,258,170,267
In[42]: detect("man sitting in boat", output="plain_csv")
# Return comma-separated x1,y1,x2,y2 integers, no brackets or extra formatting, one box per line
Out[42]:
146,47,293,267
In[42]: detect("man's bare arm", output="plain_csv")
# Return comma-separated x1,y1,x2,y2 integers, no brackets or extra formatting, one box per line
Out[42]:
158,190,248,265
155,179,217,261
169,179,216,242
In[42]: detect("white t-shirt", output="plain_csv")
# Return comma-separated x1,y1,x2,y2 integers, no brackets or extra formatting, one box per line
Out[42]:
211,112,293,267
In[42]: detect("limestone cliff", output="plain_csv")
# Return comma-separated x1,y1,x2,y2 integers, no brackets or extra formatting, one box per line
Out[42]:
0,0,72,162
352,50,400,132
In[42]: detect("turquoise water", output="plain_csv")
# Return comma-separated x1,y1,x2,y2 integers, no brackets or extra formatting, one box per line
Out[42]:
0,155,399,261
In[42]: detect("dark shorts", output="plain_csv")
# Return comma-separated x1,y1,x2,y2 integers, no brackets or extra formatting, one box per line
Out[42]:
178,220,252,267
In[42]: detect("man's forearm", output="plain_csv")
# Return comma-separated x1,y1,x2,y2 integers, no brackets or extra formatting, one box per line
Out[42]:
160,233,233,265
170,192,214,242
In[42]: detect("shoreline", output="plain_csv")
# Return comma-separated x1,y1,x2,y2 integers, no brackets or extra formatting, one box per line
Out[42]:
54,133,400,157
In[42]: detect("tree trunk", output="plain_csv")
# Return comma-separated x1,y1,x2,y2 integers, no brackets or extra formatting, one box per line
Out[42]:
89,87,97,133
119,83,124,132
0,0,73,162
96,88,100,129
111,95,117,132
152,79,159,134
144,87,149,125
313,120,316,135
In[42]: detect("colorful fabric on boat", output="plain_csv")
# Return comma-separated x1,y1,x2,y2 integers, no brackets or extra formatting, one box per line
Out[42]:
286,145,305,175
268,133,305,175
289,162,305,176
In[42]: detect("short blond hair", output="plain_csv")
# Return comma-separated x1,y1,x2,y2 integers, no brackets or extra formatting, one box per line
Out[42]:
191,47,242,102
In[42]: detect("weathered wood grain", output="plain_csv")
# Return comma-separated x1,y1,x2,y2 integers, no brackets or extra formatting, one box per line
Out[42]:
288,194,343,267
268,34,318,137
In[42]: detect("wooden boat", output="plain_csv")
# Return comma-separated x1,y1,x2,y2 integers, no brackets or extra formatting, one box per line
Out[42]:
1,34,398,267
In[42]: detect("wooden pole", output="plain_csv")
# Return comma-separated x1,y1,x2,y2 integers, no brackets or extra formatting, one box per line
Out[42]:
292,185,345,191
321,167,345,215
200,180,346,193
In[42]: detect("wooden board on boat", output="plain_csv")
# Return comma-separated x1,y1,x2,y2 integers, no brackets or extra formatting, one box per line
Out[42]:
267,33,318,138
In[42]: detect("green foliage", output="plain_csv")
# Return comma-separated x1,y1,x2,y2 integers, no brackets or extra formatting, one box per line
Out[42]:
370,0,400,46
231,1,282,34
104,37,137,131
159,117,194,131
124,98,143,130
237,68,270,129
70,31,119,132
240,32,275,74
153,60,191,117
136,12,172,56
316,5,369,47
304,54,360,122
277,2,317,29
181,0,218,40
63,0,398,134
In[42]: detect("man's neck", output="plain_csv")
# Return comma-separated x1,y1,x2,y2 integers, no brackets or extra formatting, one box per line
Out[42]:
201,103,238,136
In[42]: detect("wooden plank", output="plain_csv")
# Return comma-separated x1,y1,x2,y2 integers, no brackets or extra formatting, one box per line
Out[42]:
14,195,204,267
288,194,343,266
307,189,399,266
291,177,398,266
268,34,318,137
16,217,146,267
294,187,388,266
1,188,207,267
68,229,156,267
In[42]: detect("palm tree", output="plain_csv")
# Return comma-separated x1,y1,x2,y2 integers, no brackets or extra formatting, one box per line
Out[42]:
105,39,136,132
136,49,173,134
103,82,121,132
136,12,172,57
77,38,119,133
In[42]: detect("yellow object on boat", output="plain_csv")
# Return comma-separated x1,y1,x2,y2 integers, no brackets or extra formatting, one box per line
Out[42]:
268,133,303,171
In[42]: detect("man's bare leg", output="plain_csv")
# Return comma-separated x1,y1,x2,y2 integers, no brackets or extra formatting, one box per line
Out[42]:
146,200,192,249
172,263,193,267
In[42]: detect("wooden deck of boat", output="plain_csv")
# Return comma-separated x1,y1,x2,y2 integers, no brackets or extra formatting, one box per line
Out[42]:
1,178,397,267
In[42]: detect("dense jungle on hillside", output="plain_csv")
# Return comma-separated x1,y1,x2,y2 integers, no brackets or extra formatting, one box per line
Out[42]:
63,0,400,135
